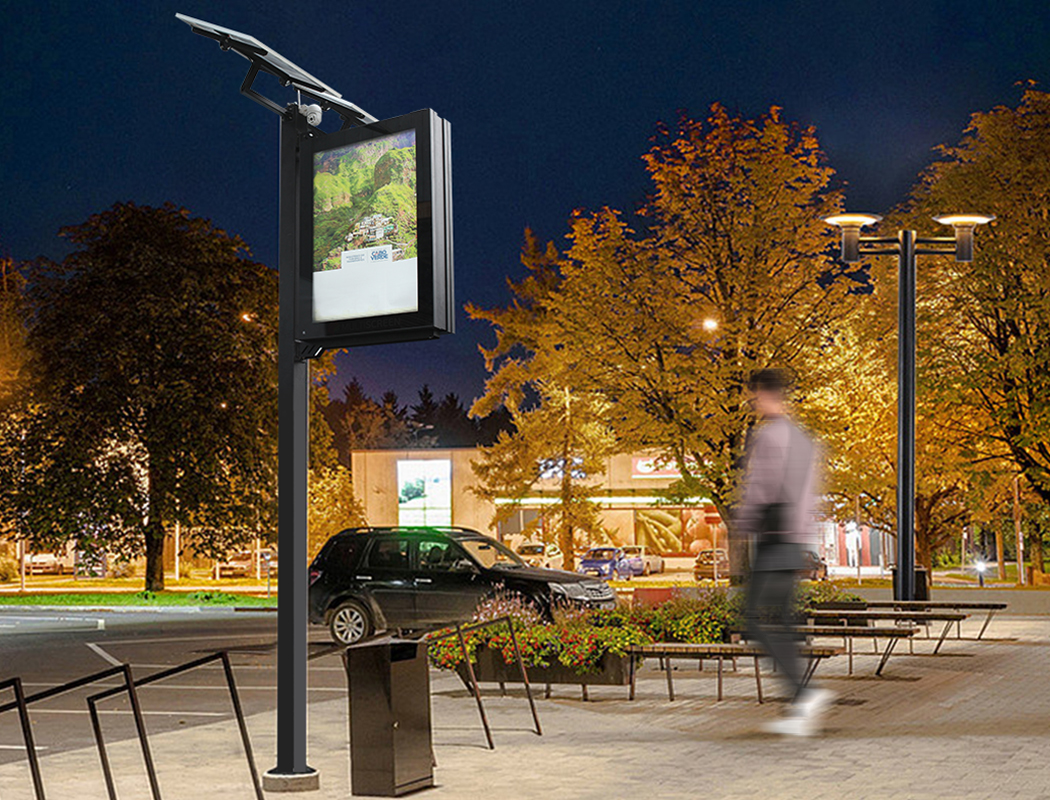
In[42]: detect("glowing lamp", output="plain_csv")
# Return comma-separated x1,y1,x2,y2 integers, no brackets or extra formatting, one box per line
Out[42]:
933,214,995,262
824,213,883,263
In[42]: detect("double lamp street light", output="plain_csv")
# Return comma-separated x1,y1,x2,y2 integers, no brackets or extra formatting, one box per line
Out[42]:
824,212,994,601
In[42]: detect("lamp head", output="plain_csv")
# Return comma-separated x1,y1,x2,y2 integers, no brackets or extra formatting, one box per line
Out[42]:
933,214,994,262
824,213,883,263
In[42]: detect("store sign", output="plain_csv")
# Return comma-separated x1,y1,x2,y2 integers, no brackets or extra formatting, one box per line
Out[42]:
631,457,684,479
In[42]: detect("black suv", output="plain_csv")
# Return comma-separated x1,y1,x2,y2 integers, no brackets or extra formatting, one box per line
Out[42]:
309,526,617,644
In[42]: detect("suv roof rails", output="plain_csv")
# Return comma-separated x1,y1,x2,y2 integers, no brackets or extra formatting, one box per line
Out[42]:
337,525,489,537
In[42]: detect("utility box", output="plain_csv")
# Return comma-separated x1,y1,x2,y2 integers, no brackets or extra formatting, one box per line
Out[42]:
344,637,433,797
891,567,930,601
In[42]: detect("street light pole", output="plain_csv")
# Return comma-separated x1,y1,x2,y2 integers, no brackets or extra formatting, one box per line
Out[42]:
897,229,917,601
825,213,993,600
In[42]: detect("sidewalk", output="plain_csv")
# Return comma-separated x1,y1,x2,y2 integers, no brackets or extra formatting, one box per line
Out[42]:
2,616,1048,799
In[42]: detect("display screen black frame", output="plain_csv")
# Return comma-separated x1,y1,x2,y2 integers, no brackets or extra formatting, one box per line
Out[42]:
295,108,453,348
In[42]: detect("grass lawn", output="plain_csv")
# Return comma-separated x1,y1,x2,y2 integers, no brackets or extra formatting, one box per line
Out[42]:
0,591,278,607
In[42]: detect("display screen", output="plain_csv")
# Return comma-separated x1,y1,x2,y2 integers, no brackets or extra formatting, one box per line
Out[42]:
311,129,419,322
397,460,452,526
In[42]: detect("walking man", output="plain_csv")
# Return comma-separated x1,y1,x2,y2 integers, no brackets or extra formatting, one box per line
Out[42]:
736,368,833,736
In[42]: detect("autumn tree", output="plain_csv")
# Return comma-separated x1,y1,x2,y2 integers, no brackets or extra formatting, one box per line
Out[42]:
887,86,1050,571
308,353,366,558
470,383,617,570
9,203,278,591
0,257,30,541
471,105,855,575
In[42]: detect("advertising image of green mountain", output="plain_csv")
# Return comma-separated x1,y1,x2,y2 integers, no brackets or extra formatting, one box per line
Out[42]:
313,130,417,271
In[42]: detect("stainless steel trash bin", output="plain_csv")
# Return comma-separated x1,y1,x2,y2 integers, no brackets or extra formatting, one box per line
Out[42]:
344,637,433,797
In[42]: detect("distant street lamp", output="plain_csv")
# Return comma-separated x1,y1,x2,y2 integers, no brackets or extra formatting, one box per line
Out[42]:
825,212,994,600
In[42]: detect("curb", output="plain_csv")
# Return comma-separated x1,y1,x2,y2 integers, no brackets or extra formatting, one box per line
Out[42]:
0,604,278,614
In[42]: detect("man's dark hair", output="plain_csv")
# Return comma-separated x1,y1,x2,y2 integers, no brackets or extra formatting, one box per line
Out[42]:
748,368,793,396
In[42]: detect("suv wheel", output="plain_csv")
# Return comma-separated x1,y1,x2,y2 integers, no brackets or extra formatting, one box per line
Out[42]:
329,600,373,645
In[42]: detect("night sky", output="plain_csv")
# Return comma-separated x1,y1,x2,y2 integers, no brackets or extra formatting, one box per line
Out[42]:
4,1,1050,407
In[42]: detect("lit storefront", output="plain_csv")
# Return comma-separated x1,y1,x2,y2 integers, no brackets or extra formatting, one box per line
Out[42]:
350,449,726,556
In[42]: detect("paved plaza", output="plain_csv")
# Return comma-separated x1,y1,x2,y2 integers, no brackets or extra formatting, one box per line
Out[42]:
0,610,1047,799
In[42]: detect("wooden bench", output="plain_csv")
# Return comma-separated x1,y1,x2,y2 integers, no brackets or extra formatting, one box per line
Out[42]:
791,625,919,675
806,609,967,655
627,642,843,703
861,600,1008,640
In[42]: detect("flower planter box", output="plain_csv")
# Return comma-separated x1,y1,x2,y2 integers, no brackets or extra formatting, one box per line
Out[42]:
455,644,631,688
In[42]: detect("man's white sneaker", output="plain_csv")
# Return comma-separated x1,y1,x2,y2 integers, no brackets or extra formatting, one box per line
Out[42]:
796,688,836,718
762,715,816,737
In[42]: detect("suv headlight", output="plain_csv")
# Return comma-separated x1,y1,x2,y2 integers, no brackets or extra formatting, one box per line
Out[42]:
551,582,587,600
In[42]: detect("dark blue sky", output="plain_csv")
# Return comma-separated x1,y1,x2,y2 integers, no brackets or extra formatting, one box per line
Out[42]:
3,1,1050,407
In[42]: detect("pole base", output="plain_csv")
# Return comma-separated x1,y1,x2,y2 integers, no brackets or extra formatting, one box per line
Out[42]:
263,768,320,792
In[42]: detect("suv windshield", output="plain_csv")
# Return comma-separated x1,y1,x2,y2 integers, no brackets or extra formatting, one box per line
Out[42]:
517,545,544,555
622,547,641,555
587,548,618,560
460,538,525,569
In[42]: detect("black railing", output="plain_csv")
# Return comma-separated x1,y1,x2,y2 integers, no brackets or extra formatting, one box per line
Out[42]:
0,676,45,800
426,615,542,749
87,651,263,800
0,665,154,800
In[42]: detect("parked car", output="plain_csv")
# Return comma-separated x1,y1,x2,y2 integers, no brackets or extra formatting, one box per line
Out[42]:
576,547,642,581
800,550,829,581
693,548,730,581
515,542,564,570
309,526,617,644
621,545,664,575
26,552,70,575
218,548,278,578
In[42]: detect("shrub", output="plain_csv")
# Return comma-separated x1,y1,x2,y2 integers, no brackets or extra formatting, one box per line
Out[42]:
0,557,19,582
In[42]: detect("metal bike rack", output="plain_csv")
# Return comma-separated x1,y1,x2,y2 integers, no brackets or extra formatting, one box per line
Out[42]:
0,676,46,800
426,615,542,750
87,651,263,800
0,665,155,800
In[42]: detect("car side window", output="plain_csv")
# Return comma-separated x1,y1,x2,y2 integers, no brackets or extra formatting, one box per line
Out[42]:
364,537,410,570
417,538,462,572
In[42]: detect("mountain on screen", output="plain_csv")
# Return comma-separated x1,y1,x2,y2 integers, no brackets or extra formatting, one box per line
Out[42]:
313,130,419,272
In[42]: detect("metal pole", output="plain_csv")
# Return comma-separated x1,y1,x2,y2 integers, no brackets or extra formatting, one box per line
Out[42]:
268,106,318,786
896,230,917,601
174,520,180,583
1014,475,1026,585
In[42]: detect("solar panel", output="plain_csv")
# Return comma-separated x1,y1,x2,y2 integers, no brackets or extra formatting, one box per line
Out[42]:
175,13,340,97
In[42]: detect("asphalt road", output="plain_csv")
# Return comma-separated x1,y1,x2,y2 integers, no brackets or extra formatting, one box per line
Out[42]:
0,609,345,766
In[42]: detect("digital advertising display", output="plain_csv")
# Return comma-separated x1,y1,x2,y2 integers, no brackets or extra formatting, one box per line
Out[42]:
297,109,454,348
397,459,452,526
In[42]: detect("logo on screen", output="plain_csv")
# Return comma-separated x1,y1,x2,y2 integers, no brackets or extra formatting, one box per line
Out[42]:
370,249,390,262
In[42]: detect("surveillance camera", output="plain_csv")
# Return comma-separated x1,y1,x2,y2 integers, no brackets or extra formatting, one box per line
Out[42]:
299,103,323,127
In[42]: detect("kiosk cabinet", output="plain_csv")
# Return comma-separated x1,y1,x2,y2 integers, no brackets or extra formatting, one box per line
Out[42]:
344,637,433,796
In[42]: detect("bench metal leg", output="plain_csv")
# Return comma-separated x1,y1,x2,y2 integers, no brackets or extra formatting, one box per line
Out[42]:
847,637,854,676
933,620,954,655
717,656,723,701
977,610,995,640
754,656,763,704
800,657,820,688
629,654,637,701
581,683,589,702
545,683,551,700
875,637,899,676
499,681,506,697
665,657,675,701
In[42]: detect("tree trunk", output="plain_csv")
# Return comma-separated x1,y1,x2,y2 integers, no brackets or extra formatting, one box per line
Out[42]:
144,465,166,592
995,520,1007,580
1030,530,1045,574
144,528,165,591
